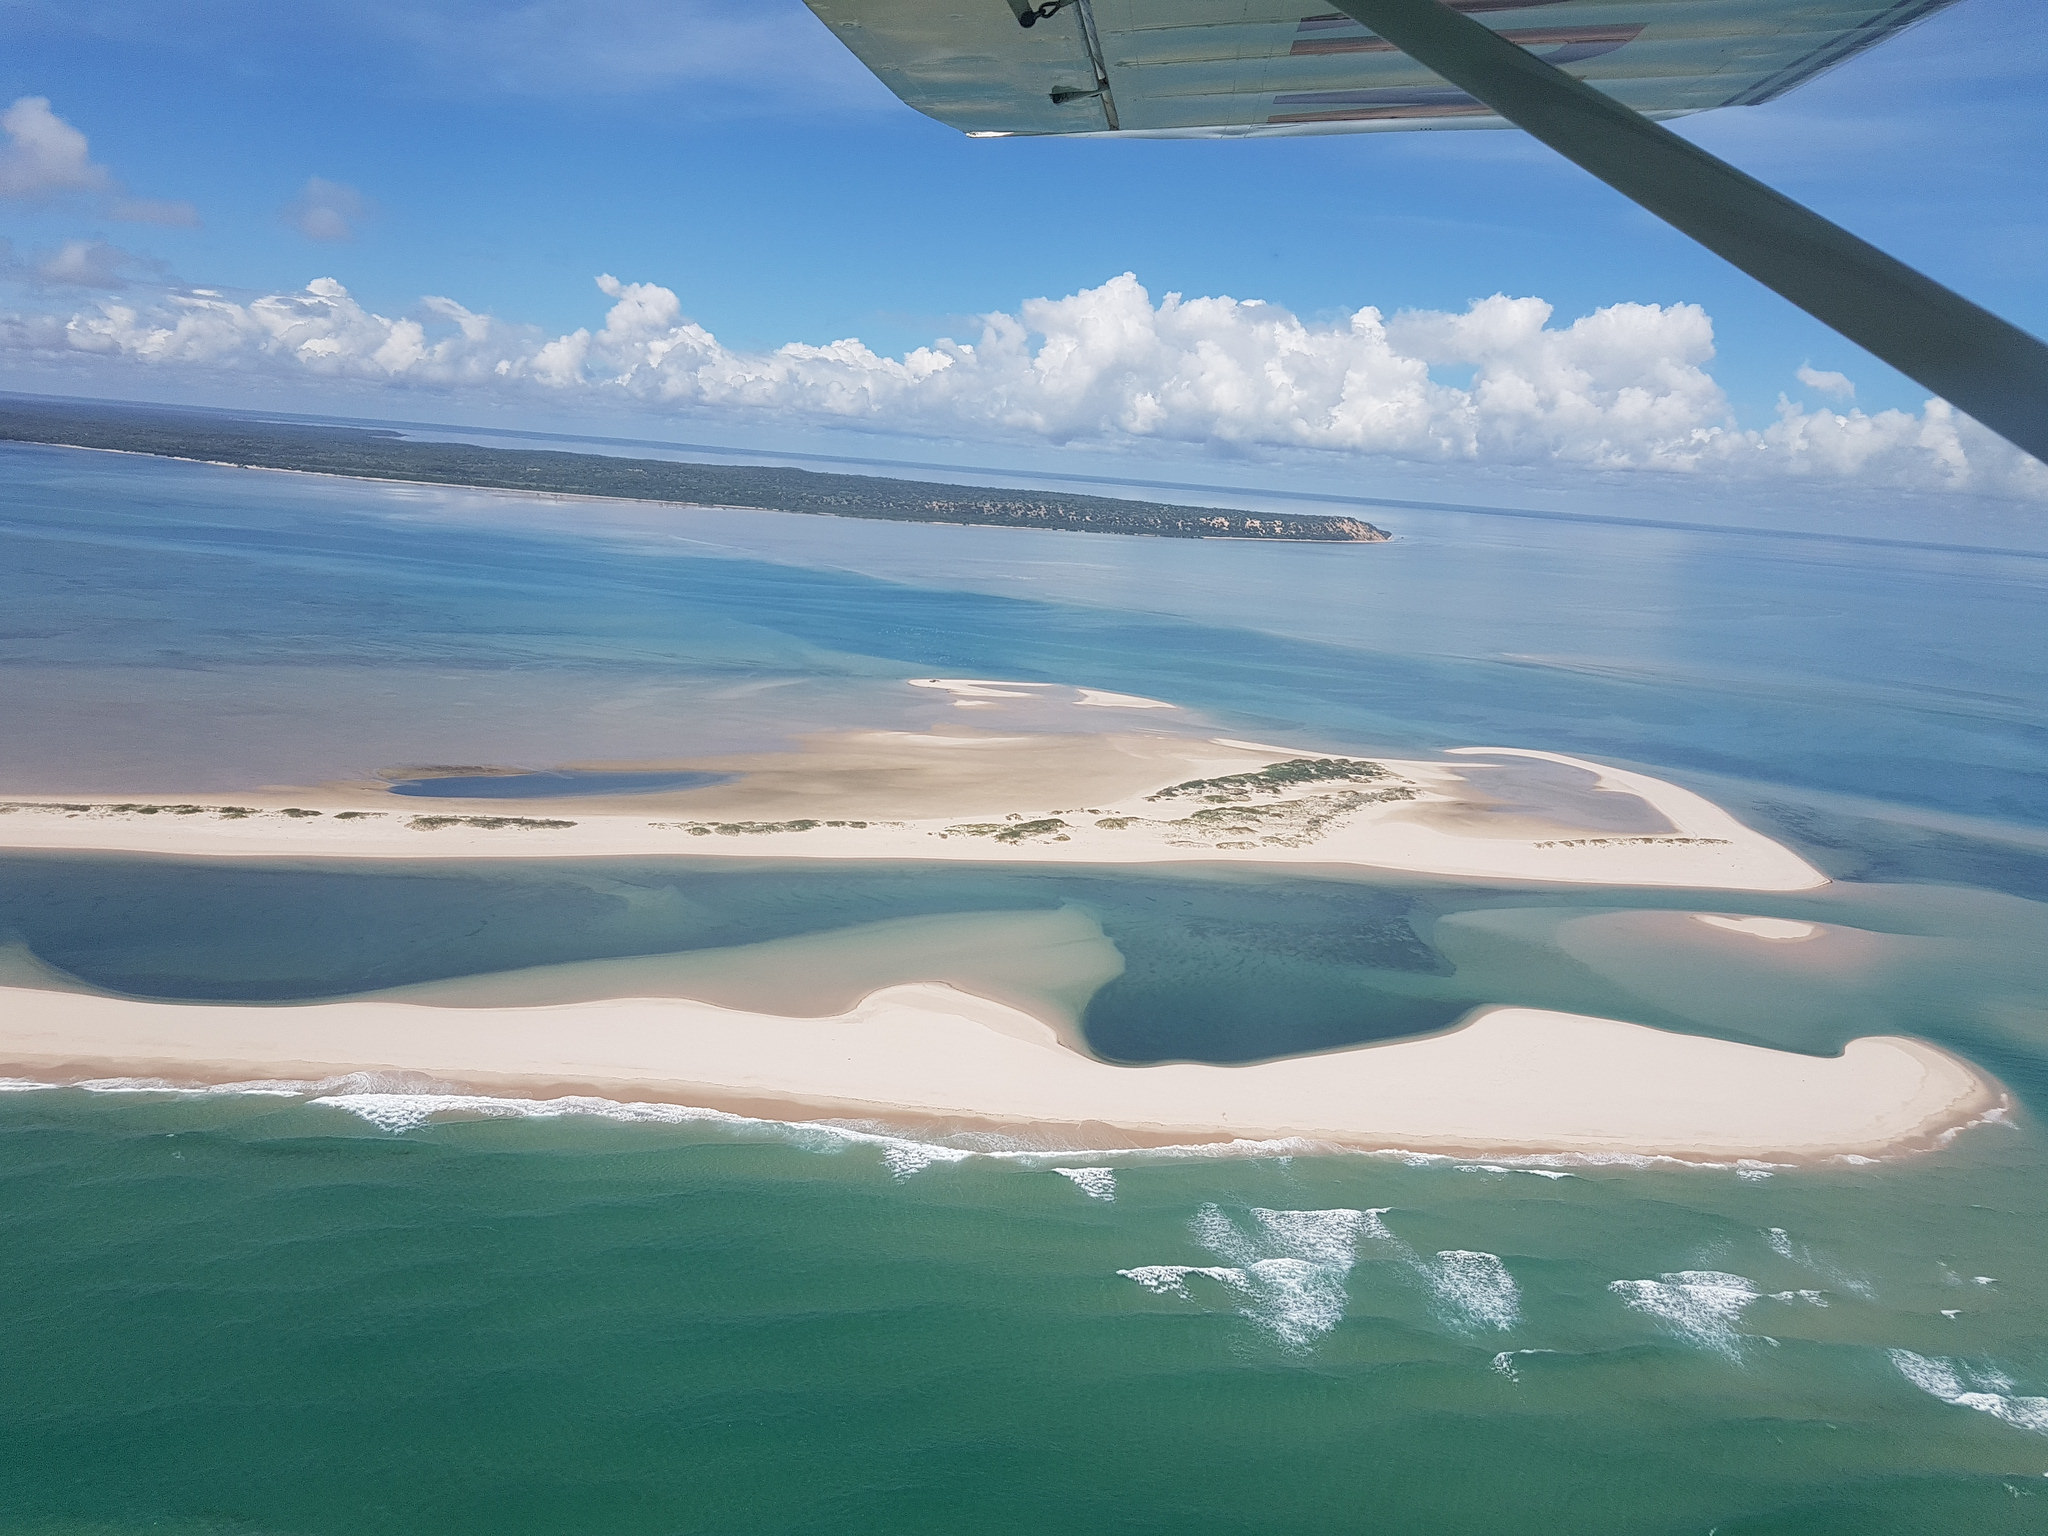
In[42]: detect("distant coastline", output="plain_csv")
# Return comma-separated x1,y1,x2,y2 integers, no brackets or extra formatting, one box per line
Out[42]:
0,395,1390,543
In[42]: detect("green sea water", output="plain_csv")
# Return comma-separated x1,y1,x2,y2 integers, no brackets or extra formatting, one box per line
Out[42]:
7,445,2048,1531
4,1087,2047,1535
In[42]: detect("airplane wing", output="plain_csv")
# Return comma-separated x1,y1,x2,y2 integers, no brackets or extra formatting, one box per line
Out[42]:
803,0,2047,465
799,0,1961,138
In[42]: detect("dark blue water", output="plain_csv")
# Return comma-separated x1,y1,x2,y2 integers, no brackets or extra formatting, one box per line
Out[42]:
388,770,733,798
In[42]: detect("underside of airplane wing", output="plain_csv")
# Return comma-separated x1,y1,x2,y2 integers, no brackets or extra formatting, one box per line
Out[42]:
799,0,1960,138
803,0,2047,466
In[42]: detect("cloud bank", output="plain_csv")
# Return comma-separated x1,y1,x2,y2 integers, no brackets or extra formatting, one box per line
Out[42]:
0,236,167,288
6,270,2041,496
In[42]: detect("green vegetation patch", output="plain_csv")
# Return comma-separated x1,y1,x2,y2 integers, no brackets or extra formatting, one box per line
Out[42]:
1148,758,1391,803
662,819,824,836
942,818,1071,843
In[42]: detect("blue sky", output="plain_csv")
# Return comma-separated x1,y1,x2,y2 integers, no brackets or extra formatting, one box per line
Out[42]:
1,0,2043,506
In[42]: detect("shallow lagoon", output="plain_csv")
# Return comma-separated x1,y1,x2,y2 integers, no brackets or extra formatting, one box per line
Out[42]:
388,769,735,798
6,853,2048,1098
5,444,2048,1531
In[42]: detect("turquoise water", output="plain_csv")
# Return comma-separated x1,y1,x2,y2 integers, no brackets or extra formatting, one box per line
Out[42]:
6,443,2048,1530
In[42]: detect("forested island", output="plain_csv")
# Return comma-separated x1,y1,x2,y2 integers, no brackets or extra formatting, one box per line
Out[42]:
0,396,1389,542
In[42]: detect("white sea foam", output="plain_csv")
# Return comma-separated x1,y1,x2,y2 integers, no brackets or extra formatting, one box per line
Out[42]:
309,1089,975,1178
0,1073,326,1098
0,1077,1837,1177
1490,1347,1558,1381
1054,1167,1116,1200
1427,1251,1522,1332
1762,1226,1874,1298
314,1089,741,1134
0,1078,1819,1178
1117,1265,1247,1299
1610,1270,1760,1358
1352,1210,1520,1333
1139,1204,1522,1343
1248,1206,1370,1268
1379,1146,1791,1175
1889,1350,2048,1436
1125,1204,1372,1349
880,1143,967,1178
1768,1289,1829,1307
1454,1163,1576,1180
1238,1257,1357,1348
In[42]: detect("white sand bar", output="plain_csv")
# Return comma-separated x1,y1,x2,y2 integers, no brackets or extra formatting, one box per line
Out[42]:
0,987,1995,1161
0,734,1827,892
1694,914,1820,941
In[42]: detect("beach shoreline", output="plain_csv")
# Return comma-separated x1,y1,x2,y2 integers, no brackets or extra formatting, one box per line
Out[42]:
0,986,1997,1163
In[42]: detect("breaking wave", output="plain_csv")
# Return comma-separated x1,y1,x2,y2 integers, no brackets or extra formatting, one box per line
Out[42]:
1118,1265,1246,1299
0,1078,1837,1181
1123,1204,1520,1348
1054,1167,1116,1200
1490,1347,1558,1381
309,1087,978,1178
1889,1350,2048,1436
1353,1211,1520,1333
1609,1271,1760,1358
1765,1227,1874,1299
1119,1205,1369,1349
1427,1250,1522,1332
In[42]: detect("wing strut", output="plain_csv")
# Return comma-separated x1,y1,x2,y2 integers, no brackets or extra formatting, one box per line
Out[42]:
1329,0,2048,463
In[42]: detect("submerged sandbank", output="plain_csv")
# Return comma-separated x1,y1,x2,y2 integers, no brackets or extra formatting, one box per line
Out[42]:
0,723,1828,893
0,985,1994,1161
1694,914,1820,941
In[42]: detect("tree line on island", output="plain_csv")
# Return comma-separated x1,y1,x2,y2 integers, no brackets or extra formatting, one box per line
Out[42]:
0,395,1390,542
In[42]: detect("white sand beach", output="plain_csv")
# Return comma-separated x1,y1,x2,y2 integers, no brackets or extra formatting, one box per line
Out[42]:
0,985,1994,1161
0,697,1829,892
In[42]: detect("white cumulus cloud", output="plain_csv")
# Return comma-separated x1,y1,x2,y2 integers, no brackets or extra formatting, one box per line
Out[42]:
0,96,110,199
4,270,2042,498
0,95,199,224
1796,363,1856,399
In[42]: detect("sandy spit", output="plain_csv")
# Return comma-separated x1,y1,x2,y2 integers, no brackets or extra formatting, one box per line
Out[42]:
0,738,1828,893
0,986,1996,1162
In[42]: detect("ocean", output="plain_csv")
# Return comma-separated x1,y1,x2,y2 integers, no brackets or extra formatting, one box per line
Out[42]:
4,442,2048,1532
